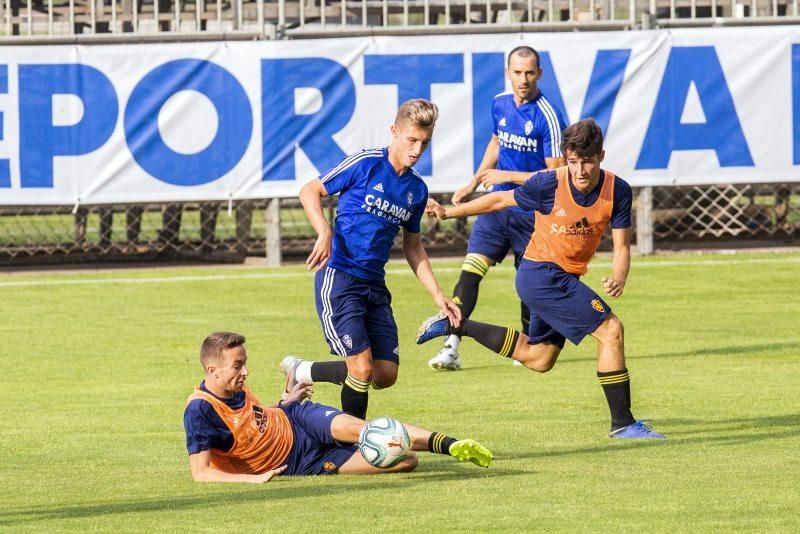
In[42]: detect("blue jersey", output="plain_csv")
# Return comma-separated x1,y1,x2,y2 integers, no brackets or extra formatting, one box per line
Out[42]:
491,91,566,192
513,169,633,229
320,147,429,281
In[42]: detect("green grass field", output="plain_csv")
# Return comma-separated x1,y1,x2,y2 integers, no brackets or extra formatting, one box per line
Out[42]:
2,252,799,531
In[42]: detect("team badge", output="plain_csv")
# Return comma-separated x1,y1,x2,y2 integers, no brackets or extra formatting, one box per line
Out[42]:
524,120,533,136
323,462,337,472
591,299,605,313
407,191,414,206
342,334,353,350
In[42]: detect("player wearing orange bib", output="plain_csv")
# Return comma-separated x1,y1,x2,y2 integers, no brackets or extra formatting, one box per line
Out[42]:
417,119,665,439
183,332,493,482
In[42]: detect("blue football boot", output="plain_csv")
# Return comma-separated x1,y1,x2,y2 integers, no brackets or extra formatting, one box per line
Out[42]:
610,420,667,439
416,313,451,344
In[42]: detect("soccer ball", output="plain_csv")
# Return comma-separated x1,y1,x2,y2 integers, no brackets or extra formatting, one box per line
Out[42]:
358,417,411,468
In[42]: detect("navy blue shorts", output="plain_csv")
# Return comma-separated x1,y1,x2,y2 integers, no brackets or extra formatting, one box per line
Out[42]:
314,266,399,363
281,401,358,476
515,260,611,346
466,209,534,264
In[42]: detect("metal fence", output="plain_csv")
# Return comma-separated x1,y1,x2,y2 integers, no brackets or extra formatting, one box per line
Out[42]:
1,184,798,265
0,0,798,41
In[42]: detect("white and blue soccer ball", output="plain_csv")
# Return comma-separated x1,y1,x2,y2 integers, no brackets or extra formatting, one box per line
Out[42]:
358,417,411,468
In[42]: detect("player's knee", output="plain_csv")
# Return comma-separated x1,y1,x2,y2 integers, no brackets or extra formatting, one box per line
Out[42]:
601,315,624,345
520,344,560,373
371,372,397,389
346,359,373,382
527,358,556,373
397,452,418,472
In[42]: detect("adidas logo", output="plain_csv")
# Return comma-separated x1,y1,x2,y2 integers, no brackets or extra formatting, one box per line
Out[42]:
373,183,384,192
498,117,507,127
556,208,567,217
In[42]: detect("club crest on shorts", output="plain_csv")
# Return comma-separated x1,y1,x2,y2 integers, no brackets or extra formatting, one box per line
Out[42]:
524,120,533,136
591,299,605,313
323,461,337,472
407,191,414,207
342,334,353,350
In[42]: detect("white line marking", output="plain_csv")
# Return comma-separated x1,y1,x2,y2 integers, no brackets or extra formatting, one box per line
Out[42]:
0,256,797,288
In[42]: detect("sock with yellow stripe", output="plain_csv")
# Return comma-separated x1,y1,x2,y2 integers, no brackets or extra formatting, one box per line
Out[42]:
455,320,520,359
427,432,458,456
597,368,636,430
454,254,491,319
342,374,370,419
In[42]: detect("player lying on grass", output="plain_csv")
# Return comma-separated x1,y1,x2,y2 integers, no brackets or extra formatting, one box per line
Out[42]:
183,332,493,482
419,119,666,439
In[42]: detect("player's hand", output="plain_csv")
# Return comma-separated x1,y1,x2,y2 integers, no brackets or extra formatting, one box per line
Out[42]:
282,382,314,404
477,169,508,187
601,277,625,298
255,465,287,483
452,183,477,205
425,198,442,217
306,232,331,271
435,293,462,329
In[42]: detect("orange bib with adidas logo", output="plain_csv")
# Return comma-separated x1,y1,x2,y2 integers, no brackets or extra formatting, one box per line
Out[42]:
187,386,294,474
523,166,615,275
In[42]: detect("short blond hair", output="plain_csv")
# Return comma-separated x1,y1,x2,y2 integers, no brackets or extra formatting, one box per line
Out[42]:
394,98,438,129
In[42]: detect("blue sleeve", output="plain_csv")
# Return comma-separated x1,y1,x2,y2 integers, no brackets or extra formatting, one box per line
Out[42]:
611,177,633,229
184,399,231,455
404,183,428,233
539,101,566,159
514,170,557,213
319,153,364,196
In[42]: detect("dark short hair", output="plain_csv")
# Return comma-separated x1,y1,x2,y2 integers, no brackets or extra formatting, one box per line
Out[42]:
200,332,246,368
507,46,540,69
560,119,604,158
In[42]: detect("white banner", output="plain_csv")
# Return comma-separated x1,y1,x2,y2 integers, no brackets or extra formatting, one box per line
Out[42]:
1,26,799,205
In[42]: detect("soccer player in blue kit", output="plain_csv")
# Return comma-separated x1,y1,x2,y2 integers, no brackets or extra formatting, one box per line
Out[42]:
428,45,567,371
281,99,461,419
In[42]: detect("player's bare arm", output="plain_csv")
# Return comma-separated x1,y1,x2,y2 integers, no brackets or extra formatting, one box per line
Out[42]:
602,227,632,299
402,230,462,327
477,156,565,187
299,179,332,271
189,450,287,483
453,135,500,205
438,190,518,220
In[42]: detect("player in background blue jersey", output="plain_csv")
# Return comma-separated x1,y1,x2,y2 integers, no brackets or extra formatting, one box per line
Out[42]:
428,46,567,371
281,99,461,419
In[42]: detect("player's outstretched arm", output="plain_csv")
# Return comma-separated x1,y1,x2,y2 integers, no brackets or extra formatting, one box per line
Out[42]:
189,450,287,483
439,190,518,220
402,231,461,328
299,179,332,271
453,136,500,205
602,227,632,298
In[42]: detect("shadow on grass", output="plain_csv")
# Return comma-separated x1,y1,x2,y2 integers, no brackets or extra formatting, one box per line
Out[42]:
0,465,533,525
502,413,800,461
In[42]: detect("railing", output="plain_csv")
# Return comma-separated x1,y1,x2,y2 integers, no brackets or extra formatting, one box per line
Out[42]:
0,0,797,41
1,185,798,266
